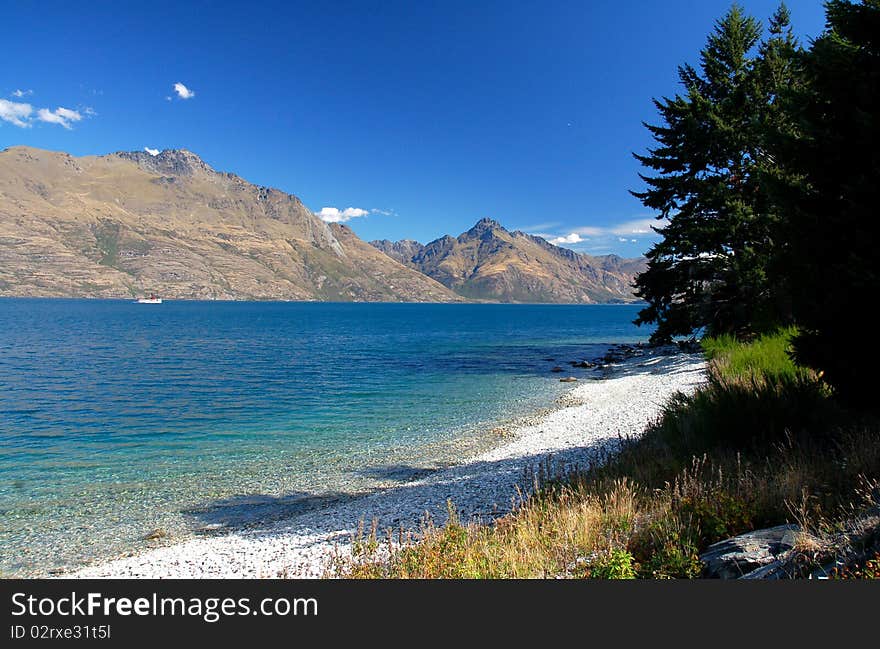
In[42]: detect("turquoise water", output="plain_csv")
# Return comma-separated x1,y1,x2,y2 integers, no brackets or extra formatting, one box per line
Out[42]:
0,300,649,575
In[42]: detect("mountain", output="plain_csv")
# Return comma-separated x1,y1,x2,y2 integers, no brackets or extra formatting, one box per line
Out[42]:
370,239,425,267
0,146,459,301
370,218,646,303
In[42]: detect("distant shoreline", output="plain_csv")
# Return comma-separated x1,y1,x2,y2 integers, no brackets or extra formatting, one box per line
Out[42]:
0,296,647,306
68,346,706,579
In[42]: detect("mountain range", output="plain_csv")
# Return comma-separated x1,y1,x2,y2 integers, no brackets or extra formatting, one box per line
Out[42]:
0,146,457,301
0,146,644,303
371,219,645,303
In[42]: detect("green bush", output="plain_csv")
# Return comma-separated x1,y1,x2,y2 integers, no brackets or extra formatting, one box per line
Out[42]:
649,370,837,455
588,549,637,579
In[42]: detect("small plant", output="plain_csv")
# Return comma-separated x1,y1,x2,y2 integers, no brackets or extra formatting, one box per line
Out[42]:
587,548,637,579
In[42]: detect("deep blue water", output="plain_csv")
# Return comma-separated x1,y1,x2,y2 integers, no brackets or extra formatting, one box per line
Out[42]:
0,299,649,575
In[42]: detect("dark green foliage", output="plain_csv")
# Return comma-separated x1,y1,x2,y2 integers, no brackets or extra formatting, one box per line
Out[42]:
775,0,880,406
632,4,801,342
650,372,837,455
633,1,877,405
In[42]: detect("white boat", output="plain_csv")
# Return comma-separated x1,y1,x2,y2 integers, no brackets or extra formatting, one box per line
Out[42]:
136,293,163,304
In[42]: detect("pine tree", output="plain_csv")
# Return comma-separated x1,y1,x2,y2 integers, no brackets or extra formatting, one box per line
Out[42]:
631,4,800,342
781,0,880,404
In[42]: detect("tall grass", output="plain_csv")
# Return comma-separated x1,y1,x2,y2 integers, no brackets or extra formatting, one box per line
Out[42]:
332,331,879,579
701,326,810,383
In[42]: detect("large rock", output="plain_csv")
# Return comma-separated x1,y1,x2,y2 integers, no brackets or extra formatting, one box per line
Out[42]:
700,524,799,579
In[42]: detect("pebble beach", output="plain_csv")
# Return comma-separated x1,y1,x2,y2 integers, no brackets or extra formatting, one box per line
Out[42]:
69,347,707,579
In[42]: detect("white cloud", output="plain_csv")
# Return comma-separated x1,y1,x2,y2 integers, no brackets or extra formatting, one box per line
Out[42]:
144,147,160,156
2,97,89,129
370,208,396,216
173,82,195,99
534,217,666,252
36,106,82,129
0,99,33,127
11,89,33,98
566,218,663,239
549,233,584,245
316,207,370,223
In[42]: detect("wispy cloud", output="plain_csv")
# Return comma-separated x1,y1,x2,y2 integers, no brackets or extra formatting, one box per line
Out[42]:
534,217,665,252
519,221,562,232
144,147,160,156
316,207,370,223
1,99,90,130
607,218,659,236
11,89,33,98
36,106,83,129
550,218,664,243
370,208,396,217
173,82,195,99
0,99,33,127
565,218,662,239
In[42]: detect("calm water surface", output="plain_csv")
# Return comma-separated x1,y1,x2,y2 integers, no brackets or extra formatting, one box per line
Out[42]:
0,299,649,575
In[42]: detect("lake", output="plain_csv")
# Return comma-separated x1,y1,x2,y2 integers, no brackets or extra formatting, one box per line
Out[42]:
0,299,650,575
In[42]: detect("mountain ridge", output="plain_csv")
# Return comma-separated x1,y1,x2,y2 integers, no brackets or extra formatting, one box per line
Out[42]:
0,145,644,303
371,219,645,303
0,145,458,301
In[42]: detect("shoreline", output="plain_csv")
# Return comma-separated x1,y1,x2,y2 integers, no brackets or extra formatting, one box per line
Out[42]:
68,345,707,579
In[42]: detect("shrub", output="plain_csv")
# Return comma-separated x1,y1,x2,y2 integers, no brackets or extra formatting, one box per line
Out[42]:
587,548,637,579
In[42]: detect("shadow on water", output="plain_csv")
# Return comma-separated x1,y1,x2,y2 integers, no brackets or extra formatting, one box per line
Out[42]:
597,351,706,379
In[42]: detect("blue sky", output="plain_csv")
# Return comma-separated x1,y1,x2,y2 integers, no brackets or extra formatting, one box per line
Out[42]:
2,1,826,256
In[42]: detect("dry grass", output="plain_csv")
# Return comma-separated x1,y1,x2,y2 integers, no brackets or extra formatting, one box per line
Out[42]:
332,332,880,579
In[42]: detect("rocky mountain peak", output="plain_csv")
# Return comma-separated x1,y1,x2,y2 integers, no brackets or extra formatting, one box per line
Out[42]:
369,218,646,304
115,149,215,177
464,217,505,239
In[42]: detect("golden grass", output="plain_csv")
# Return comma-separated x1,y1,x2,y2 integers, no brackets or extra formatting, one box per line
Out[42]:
334,429,879,579
331,333,880,579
